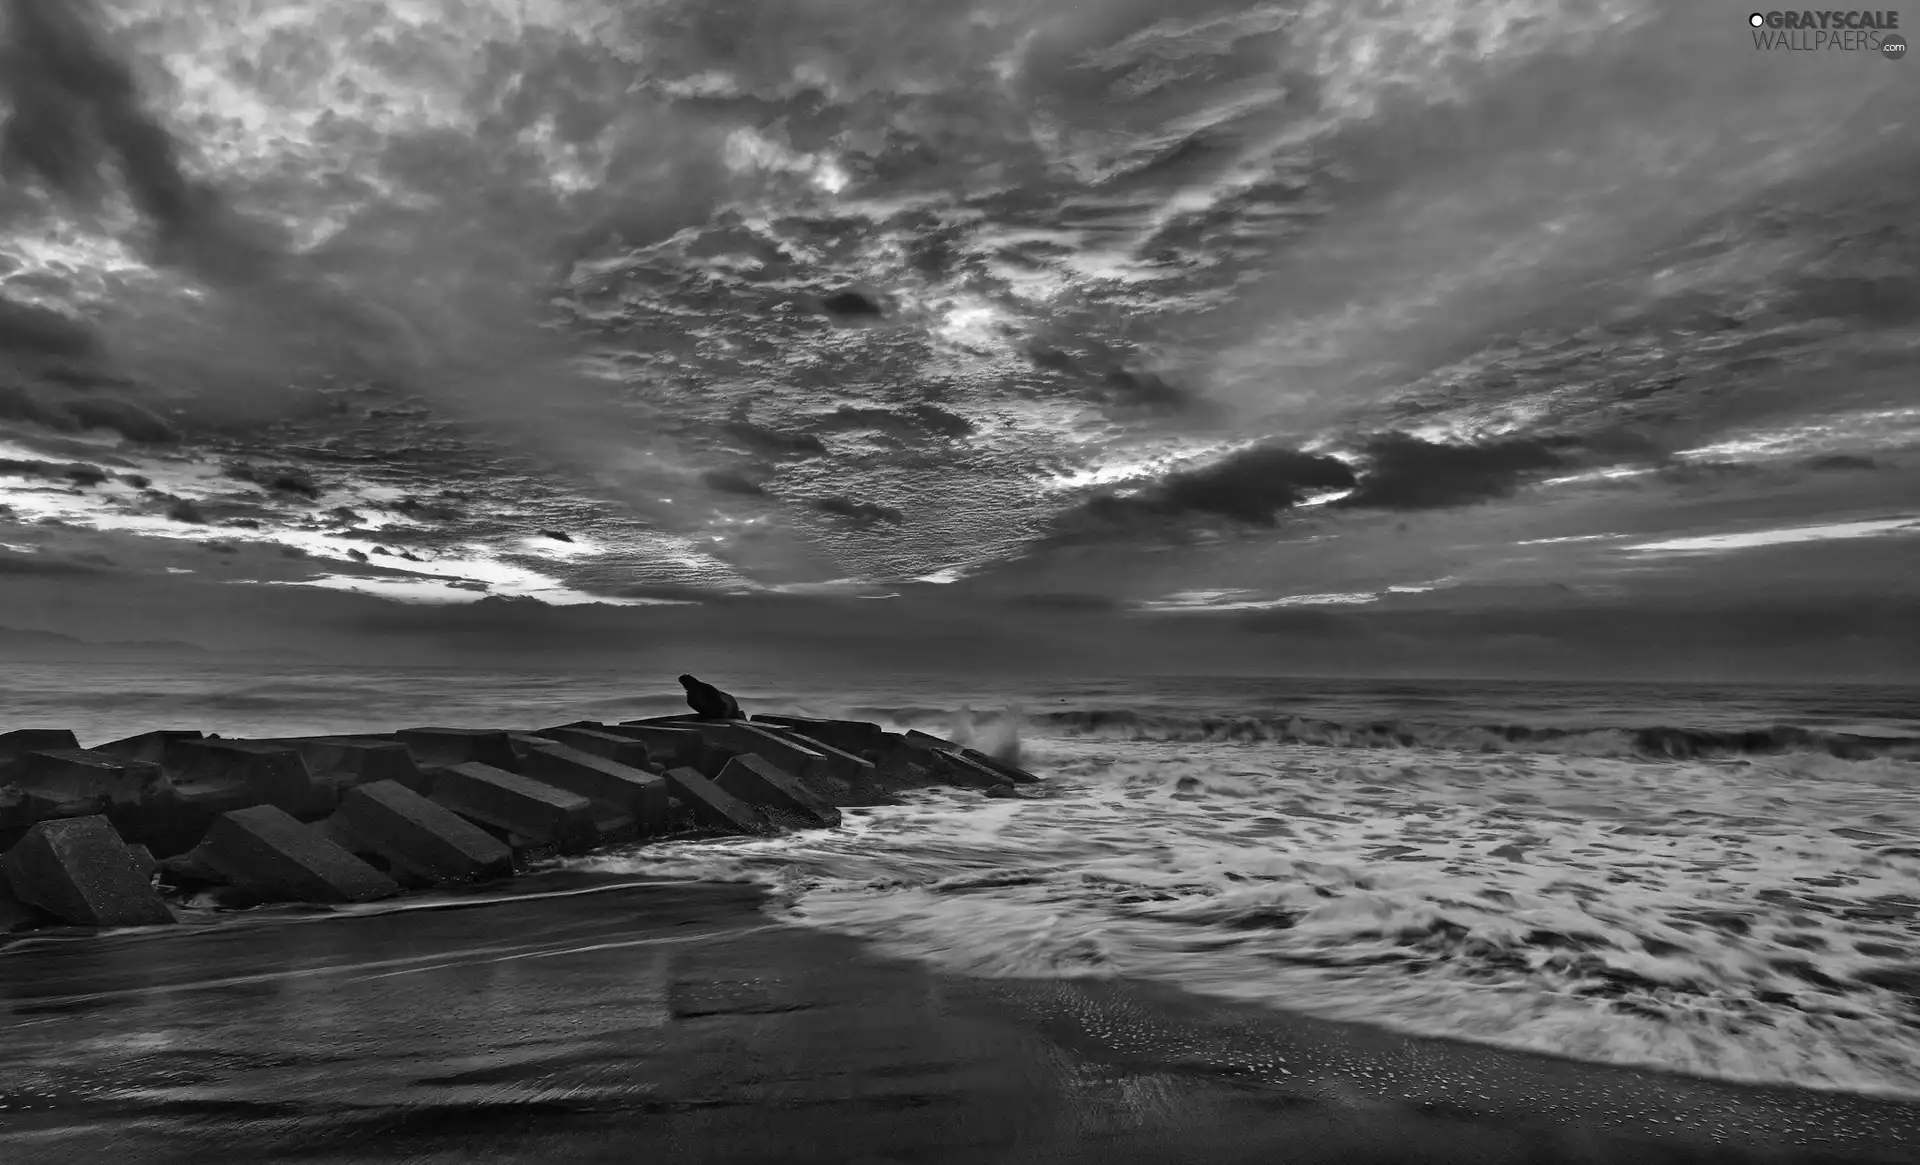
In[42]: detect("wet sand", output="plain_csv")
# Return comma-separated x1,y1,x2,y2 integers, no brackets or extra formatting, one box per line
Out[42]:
0,875,1915,1164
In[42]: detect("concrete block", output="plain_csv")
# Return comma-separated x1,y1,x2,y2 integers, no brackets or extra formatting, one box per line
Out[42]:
607,722,706,766
0,879,51,932
171,740,334,818
715,754,840,829
678,721,826,784
262,737,427,796
193,804,400,904
521,744,669,834
661,767,775,836
776,731,885,804
334,780,513,885
591,809,639,847
533,725,652,769
958,747,1040,785
0,729,79,763
1,815,175,927
0,749,170,819
892,730,1002,788
427,762,597,852
901,729,962,756
931,748,1012,790
396,727,519,771
750,714,890,756
92,729,204,766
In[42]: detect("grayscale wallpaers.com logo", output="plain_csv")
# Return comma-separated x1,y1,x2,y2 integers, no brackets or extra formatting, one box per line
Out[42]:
1748,10,1906,56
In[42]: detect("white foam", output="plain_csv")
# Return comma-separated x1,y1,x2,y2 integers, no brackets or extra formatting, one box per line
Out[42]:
574,738,1920,1098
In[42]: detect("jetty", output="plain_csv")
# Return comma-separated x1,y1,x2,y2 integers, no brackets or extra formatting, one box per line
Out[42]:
0,713,1039,933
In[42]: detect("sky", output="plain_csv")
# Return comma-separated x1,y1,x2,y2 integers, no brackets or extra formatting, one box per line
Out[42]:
0,0,1915,681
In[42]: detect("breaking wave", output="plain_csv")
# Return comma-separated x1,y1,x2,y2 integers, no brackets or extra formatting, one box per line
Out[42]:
580,734,1920,1100
848,705,1920,762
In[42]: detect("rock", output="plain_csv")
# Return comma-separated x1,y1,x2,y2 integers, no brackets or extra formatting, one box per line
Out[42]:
426,762,597,852
396,727,519,771
677,720,826,786
520,743,669,834
606,723,706,767
749,714,890,757
901,729,961,756
959,747,1040,785
0,878,51,932
589,809,639,847
191,804,400,904
894,730,1010,790
127,843,157,883
1,815,176,926
260,737,427,796
0,748,171,827
331,780,512,886
92,729,204,766
678,674,743,719
158,849,231,892
0,728,79,763
774,730,886,805
715,754,840,829
932,748,1013,790
661,767,775,835
170,739,334,818
533,725,652,769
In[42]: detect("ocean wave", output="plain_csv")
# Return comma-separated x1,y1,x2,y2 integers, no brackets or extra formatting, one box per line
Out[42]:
576,737,1920,1099
845,705,1920,761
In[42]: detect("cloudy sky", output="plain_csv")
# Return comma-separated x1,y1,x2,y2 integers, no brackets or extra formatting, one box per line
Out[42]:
0,0,1914,679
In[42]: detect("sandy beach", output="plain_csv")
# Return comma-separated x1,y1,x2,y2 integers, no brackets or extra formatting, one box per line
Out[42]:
2,874,1915,1165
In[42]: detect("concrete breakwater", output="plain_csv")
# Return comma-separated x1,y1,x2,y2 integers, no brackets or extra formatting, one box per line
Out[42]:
0,713,1040,933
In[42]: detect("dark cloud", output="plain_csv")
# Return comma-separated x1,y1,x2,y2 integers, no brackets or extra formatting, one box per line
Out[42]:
700,469,770,497
1096,368,1194,415
813,495,904,525
1026,343,1207,417
813,404,974,441
61,396,180,443
1339,432,1576,510
0,548,113,576
0,296,95,358
222,462,322,499
165,498,207,523
721,420,828,458
1806,453,1879,472
0,0,284,286
0,384,181,444
0,457,105,485
1065,445,1356,533
393,496,465,521
1158,446,1356,523
821,289,883,316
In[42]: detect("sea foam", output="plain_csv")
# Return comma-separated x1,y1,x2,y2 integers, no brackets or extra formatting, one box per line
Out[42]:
580,732,1920,1099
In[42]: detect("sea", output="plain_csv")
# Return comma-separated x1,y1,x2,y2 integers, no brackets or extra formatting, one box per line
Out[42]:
3,663,1917,1102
